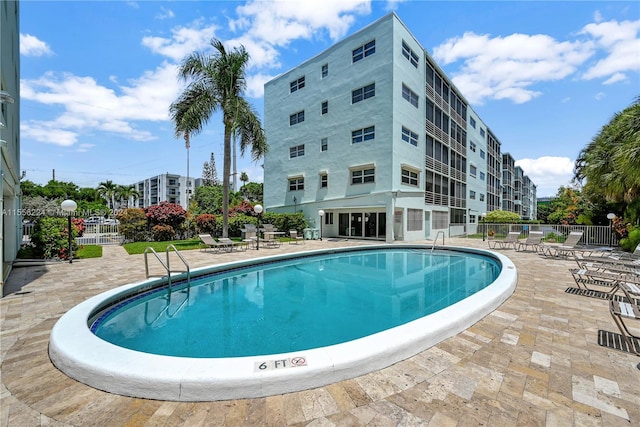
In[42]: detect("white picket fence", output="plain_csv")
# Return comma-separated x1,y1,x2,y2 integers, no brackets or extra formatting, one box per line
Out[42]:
22,223,124,246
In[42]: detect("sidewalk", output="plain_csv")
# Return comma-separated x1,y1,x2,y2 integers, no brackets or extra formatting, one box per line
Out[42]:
1,238,638,426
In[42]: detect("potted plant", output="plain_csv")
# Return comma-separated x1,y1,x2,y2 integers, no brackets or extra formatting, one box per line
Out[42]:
487,229,495,240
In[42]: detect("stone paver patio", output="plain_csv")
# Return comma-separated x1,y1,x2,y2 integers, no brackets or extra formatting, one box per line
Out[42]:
1,238,639,426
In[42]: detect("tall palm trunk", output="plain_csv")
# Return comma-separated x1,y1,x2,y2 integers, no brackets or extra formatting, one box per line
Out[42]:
222,123,232,238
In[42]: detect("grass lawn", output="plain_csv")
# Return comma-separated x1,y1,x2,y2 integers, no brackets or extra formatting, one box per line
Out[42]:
77,245,102,259
123,239,204,255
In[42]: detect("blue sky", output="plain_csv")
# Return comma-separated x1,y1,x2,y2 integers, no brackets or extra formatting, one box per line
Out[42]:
19,0,640,197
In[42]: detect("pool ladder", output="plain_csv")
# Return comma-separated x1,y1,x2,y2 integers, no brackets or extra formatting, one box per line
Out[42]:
431,231,445,252
144,244,191,293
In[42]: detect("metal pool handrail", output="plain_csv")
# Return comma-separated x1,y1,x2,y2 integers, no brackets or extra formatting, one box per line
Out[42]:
143,245,191,293
431,231,445,252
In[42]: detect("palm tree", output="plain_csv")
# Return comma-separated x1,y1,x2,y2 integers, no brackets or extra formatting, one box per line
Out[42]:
118,185,140,208
97,180,118,210
170,39,267,238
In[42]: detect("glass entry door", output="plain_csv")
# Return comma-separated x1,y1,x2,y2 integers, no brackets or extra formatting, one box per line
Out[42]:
338,211,386,239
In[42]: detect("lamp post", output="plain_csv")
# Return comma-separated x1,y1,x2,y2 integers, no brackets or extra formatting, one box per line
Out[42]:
61,199,77,263
607,213,616,247
254,204,263,250
481,212,487,242
319,209,325,241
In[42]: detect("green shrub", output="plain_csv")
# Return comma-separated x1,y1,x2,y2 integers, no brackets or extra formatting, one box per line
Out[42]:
30,217,78,259
620,226,640,252
152,224,175,241
116,208,149,242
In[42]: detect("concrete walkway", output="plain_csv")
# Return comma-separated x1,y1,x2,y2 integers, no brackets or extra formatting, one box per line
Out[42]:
1,238,639,426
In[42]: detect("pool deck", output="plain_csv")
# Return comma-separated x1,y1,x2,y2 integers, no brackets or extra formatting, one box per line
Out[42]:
1,238,639,426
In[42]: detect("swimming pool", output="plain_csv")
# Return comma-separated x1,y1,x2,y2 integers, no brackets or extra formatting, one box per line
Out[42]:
50,245,517,401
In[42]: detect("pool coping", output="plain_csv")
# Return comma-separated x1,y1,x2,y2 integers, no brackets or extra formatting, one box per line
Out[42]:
48,244,517,401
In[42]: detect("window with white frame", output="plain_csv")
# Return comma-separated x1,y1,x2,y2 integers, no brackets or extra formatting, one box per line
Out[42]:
288,177,304,191
352,39,375,62
479,171,485,181
433,211,448,229
470,141,476,152
470,165,477,177
289,110,304,126
320,173,328,188
470,190,476,200
351,167,375,184
352,126,375,144
321,63,328,78
402,126,419,146
480,150,486,159
480,193,485,201
289,144,304,158
352,83,375,103
321,137,328,152
470,117,476,128
402,84,419,108
401,167,419,186
321,100,328,115
470,215,476,224
324,212,334,225
480,128,485,138
290,76,305,93
407,208,423,231
401,41,419,68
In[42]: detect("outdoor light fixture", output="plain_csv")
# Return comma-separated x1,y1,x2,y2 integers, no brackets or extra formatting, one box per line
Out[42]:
254,204,263,250
0,90,15,104
481,212,487,242
319,209,325,241
607,212,616,246
61,199,78,263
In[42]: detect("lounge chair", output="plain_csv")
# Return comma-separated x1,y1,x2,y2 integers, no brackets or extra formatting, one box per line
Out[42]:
570,267,640,292
289,230,305,244
488,231,521,250
515,231,544,253
262,231,281,248
218,237,248,252
609,282,640,355
198,234,232,252
542,231,586,258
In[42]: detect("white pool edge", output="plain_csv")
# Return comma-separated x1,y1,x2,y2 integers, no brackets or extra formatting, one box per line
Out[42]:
49,245,517,401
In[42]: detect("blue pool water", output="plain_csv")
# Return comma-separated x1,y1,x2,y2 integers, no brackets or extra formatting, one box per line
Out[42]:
91,248,500,358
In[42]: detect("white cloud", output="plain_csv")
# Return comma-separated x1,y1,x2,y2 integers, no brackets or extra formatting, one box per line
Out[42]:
20,33,53,57
515,156,575,197
432,32,594,105
580,18,640,82
595,92,606,100
246,72,277,99
142,21,217,62
156,6,175,20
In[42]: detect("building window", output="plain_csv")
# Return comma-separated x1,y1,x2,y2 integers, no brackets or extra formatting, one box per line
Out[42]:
402,84,419,108
470,141,476,152
470,165,477,177
470,215,476,224
401,41,419,68
351,167,375,184
321,63,328,78
324,212,334,225
290,76,305,93
352,126,375,144
321,100,328,115
480,193,485,202
289,144,304,158
433,211,448,229
470,190,476,200
470,117,476,128
401,168,419,186
407,209,423,231
352,39,375,63
480,128,485,138
480,171,485,181
321,137,328,152
352,83,375,103
402,126,419,146
320,174,328,188
480,150,486,159
289,110,305,126
288,177,304,191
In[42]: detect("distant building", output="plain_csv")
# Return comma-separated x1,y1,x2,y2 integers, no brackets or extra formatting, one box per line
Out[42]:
1,0,21,294
132,174,199,210
263,12,536,242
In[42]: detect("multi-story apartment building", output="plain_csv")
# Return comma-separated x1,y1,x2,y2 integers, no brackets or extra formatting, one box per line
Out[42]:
132,174,198,210
1,0,21,293
501,153,516,213
264,13,535,242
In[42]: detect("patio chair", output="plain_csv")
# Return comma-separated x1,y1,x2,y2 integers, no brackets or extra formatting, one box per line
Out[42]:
543,231,586,258
262,231,281,248
289,230,305,244
515,231,544,253
218,237,248,252
488,231,521,250
198,234,232,252
570,267,640,292
609,282,640,356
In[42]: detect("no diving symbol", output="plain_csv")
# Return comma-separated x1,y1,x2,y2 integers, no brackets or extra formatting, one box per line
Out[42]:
291,356,307,367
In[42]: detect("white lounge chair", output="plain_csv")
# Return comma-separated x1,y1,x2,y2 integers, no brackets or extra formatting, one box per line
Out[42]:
516,231,544,253
289,230,304,244
488,231,520,250
198,234,232,252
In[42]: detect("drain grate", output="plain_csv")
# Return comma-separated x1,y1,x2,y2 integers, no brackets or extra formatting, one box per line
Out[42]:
598,329,640,354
